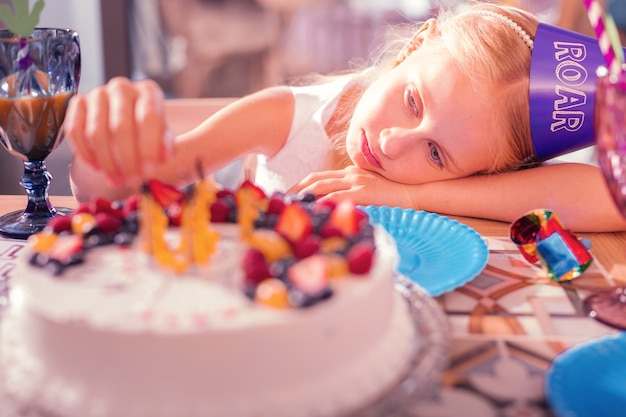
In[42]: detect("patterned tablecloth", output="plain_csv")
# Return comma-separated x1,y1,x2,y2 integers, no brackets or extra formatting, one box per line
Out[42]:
0,235,620,417
409,236,620,417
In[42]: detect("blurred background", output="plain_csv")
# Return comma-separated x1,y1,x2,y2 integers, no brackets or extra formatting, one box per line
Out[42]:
0,0,617,196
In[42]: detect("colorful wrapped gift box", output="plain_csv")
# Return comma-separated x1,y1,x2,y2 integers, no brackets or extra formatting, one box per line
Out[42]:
510,209,593,282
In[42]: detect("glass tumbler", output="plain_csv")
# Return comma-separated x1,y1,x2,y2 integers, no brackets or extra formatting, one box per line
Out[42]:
595,68,626,218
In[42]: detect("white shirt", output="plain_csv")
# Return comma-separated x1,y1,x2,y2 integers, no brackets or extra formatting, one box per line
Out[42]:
253,77,351,195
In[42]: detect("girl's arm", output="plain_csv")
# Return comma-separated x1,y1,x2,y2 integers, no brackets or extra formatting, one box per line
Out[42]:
66,77,295,202
291,163,626,233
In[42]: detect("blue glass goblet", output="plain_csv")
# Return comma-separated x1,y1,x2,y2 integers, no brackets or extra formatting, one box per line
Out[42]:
0,28,81,239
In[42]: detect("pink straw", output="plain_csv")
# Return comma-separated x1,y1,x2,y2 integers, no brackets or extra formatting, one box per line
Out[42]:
582,0,624,74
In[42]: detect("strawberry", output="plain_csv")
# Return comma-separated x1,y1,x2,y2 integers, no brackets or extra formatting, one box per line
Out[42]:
236,180,267,203
313,199,336,212
275,202,313,243
327,200,367,237
49,234,84,263
146,179,185,207
287,254,329,294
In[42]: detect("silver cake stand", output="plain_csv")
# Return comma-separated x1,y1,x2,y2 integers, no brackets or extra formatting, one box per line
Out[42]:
347,274,450,417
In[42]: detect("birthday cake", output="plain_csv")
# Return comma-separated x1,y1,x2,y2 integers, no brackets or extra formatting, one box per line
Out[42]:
0,180,416,417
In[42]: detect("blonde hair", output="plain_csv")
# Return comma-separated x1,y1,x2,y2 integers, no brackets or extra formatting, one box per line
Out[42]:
322,2,540,174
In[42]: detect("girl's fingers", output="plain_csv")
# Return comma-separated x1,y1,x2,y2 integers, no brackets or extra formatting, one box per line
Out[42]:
107,78,141,185
134,80,168,177
289,170,346,194
65,77,171,187
85,87,121,185
64,95,98,168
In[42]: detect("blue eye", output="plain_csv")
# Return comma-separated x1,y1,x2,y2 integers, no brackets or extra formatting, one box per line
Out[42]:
428,142,443,167
405,88,419,117
408,95,418,116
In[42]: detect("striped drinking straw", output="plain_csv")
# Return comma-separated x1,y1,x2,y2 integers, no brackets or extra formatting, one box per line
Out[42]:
582,0,625,74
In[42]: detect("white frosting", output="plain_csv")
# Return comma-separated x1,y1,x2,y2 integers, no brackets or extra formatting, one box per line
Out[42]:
1,228,416,417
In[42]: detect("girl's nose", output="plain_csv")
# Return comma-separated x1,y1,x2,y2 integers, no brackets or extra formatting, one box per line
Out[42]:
379,127,416,158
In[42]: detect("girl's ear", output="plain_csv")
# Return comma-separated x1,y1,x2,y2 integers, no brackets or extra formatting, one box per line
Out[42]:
394,18,438,67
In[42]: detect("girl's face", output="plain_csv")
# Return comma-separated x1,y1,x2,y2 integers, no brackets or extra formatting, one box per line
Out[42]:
346,44,502,185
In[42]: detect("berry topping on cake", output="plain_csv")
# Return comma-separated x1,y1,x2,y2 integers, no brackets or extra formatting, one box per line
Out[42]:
27,179,377,308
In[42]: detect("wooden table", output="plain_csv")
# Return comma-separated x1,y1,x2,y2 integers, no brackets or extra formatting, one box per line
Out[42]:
449,215,626,280
1,195,625,416
1,195,624,273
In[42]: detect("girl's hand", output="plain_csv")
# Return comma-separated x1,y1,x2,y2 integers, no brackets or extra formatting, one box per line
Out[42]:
64,77,172,188
290,166,420,209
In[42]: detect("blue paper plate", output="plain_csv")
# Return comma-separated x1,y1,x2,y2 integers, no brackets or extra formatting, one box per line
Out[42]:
546,332,626,417
359,206,488,296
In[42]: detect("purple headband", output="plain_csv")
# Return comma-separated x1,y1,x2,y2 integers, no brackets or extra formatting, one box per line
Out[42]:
529,23,626,161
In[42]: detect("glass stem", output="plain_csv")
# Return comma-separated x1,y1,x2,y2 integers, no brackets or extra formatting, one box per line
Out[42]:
21,160,56,218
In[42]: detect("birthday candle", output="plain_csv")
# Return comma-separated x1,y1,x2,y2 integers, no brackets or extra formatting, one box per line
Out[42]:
582,0,624,74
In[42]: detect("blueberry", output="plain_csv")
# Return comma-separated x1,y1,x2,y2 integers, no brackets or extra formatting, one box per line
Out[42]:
255,213,278,229
114,232,135,247
243,284,256,300
288,289,316,308
45,260,64,276
65,254,85,267
29,252,48,267
111,199,125,211
84,233,114,249
122,212,140,234
227,207,238,223
269,257,296,282
300,193,316,203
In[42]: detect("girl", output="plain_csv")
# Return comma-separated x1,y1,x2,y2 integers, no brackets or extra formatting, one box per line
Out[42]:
64,2,626,232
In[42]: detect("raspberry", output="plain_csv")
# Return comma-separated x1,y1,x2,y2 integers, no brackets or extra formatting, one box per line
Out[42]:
293,234,322,259
123,194,140,216
210,200,231,223
74,202,92,215
94,212,122,234
90,197,117,216
216,189,235,199
45,215,73,234
346,241,375,275
267,196,286,216
243,249,272,286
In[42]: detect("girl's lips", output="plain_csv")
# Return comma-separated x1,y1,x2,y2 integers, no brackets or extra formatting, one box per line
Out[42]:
360,131,382,169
